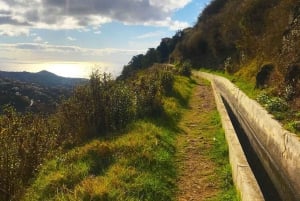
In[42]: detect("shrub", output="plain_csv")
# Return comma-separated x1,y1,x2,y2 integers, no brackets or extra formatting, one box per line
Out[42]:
0,67,176,200
134,74,163,117
257,93,288,112
0,106,59,201
176,61,192,77
106,83,136,131
132,67,175,117
58,71,136,139
159,69,174,94
57,68,174,139
284,84,296,100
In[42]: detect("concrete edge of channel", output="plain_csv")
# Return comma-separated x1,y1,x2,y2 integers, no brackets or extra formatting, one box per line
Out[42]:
197,71,300,201
195,71,265,201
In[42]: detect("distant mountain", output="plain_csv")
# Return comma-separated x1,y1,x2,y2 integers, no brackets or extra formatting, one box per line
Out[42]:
0,70,88,113
0,70,87,88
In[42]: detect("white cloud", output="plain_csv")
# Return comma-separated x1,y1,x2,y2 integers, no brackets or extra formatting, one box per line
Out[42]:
0,24,29,36
168,20,190,31
94,30,102,34
0,0,191,36
0,42,145,76
33,36,42,42
137,31,166,39
0,43,143,63
0,1,9,11
67,36,76,41
143,17,190,31
149,0,192,12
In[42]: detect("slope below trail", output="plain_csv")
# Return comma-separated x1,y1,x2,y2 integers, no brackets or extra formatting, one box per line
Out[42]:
176,77,232,201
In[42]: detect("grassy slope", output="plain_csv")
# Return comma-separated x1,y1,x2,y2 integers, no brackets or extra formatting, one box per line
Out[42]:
22,75,238,200
22,76,194,201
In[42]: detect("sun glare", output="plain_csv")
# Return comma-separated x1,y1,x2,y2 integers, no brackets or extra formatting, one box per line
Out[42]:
40,62,94,78
11,61,117,79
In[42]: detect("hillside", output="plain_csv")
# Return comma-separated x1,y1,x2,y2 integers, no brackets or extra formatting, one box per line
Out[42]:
117,0,300,133
170,0,299,108
120,0,299,111
0,70,87,88
0,70,87,113
2,0,300,200
0,65,189,200
19,69,237,201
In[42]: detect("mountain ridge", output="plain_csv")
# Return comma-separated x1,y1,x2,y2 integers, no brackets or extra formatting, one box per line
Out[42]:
0,70,87,113
0,70,87,88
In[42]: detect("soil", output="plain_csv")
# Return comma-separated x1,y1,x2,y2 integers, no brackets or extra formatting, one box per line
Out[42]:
176,78,220,201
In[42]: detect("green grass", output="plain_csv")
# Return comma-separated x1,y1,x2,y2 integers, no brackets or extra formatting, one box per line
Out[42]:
207,111,240,201
23,113,177,201
171,75,196,106
176,77,239,201
22,76,195,201
22,75,241,200
199,68,259,98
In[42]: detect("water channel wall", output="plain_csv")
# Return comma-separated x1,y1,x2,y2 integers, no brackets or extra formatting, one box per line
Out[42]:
197,72,300,201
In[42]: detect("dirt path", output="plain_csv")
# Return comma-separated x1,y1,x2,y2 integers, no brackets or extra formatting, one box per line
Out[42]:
176,77,220,201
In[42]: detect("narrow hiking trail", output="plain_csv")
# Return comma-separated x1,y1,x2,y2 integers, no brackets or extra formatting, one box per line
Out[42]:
176,77,223,201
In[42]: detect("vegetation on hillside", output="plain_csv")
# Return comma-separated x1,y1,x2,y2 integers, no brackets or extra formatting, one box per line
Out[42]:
0,64,190,200
3,0,300,199
0,71,87,113
22,120,178,201
120,0,300,131
119,32,184,80
0,70,87,88
170,0,300,110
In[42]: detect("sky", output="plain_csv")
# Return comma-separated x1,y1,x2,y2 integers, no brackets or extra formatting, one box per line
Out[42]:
0,0,211,78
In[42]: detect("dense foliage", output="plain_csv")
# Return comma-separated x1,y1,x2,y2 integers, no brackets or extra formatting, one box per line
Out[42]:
171,0,300,104
119,0,300,128
119,32,183,79
0,64,181,200
0,77,73,113
0,107,60,200
2,0,300,199
20,72,195,201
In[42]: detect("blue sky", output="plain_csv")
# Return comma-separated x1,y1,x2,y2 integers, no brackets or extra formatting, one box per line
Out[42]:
0,0,210,77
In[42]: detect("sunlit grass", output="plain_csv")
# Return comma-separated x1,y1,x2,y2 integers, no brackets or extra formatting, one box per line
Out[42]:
22,75,195,201
207,111,240,201
176,77,239,201
22,121,178,200
22,74,241,200
199,68,259,98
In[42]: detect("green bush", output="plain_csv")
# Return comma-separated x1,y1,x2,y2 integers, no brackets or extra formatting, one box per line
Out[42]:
257,93,288,112
0,106,59,201
176,61,192,77
132,67,175,117
57,67,175,141
286,121,300,133
134,74,163,117
0,67,176,200
159,70,174,93
58,72,136,139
